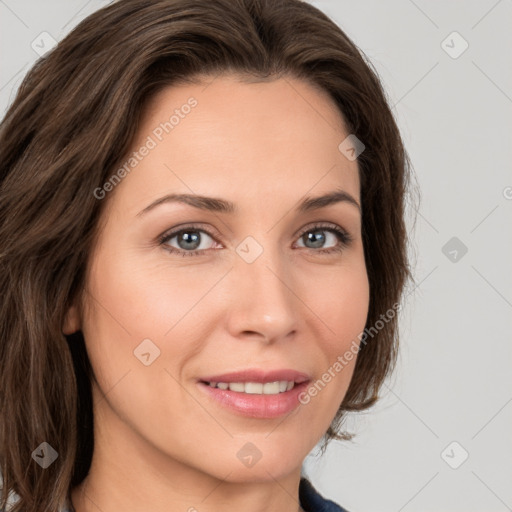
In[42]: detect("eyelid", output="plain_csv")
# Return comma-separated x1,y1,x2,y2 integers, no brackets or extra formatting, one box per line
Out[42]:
295,221,350,238
158,222,219,244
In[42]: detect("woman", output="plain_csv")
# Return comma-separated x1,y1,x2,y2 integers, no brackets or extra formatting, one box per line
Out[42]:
0,1,415,511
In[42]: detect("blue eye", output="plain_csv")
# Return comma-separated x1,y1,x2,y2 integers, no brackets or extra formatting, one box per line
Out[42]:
296,225,352,253
159,222,353,257
160,227,217,256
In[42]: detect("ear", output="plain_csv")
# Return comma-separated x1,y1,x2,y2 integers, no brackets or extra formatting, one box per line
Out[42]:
62,304,81,335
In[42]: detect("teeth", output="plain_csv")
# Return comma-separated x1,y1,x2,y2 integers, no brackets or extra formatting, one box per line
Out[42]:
207,380,296,394
244,382,263,394
229,382,245,392
262,382,280,394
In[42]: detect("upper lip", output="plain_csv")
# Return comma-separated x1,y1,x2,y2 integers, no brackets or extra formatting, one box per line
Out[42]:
199,369,310,384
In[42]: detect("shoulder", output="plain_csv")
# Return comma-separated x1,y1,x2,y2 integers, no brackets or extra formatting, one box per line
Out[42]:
299,477,351,512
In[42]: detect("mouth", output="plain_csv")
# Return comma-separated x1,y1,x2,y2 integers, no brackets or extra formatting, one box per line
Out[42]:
196,369,311,418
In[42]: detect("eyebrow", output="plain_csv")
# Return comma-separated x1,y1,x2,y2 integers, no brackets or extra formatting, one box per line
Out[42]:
137,188,361,217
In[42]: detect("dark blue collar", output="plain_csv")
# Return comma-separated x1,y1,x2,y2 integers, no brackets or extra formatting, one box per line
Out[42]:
299,477,350,512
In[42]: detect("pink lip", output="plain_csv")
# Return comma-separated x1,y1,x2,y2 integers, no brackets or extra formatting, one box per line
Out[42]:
199,368,310,384
197,368,311,419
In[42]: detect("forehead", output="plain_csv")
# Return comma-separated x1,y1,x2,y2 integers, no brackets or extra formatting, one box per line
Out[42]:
109,74,361,216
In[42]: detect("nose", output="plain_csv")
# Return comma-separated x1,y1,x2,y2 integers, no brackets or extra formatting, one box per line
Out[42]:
225,244,299,344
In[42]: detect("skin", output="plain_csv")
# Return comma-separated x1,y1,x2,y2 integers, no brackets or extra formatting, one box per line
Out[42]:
64,74,369,512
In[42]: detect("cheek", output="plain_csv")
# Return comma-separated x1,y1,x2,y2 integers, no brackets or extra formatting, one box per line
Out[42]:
312,259,370,347
80,254,201,429
302,262,369,409
80,248,226,402
84,248,214,340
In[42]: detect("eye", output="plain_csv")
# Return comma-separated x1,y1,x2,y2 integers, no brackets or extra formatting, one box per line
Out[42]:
158,222,353,257
159,224,218,257
295,223,353,254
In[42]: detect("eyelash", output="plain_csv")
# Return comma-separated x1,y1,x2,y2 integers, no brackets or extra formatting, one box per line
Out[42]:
158,222,354,258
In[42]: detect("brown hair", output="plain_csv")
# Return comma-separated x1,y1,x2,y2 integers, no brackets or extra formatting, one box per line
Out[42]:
0,0,417,510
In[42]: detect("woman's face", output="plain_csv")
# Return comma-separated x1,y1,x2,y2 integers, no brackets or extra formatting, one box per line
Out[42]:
65,74,369,483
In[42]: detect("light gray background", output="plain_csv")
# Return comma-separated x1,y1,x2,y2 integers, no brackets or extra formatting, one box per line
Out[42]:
1,1,511,511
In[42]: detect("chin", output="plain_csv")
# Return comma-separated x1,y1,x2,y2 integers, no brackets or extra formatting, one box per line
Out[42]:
200,436,309,483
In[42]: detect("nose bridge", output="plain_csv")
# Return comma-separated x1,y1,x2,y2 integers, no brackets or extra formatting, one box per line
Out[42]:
228,237,299,341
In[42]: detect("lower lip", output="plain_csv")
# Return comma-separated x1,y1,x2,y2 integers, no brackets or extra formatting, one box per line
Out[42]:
197,381,309,419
